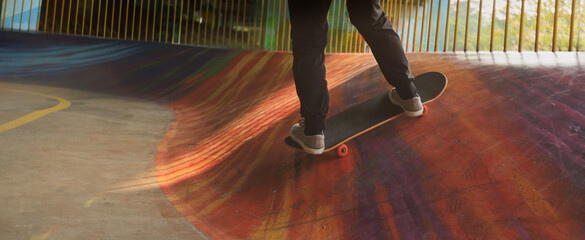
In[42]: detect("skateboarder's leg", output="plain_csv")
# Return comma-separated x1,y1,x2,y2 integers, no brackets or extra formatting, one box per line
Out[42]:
346,0,417,100
287,0,331,154
288,0,331,134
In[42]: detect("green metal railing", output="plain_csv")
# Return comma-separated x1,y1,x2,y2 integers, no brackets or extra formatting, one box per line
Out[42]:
1,0,584,52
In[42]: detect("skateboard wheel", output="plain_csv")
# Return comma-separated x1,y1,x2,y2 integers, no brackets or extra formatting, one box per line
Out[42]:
420,105,428,117
337,144,349,157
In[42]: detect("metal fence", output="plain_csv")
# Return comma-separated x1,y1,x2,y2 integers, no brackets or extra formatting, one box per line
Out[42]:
1,0,584,52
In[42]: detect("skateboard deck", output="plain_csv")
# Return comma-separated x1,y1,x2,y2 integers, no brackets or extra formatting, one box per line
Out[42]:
285,71,448,156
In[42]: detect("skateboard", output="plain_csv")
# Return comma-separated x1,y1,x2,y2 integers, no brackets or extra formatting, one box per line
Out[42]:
284,71,448,157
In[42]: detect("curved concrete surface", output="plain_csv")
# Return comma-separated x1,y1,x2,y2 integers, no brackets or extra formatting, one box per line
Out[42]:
0,82,206,239
2,31,585,239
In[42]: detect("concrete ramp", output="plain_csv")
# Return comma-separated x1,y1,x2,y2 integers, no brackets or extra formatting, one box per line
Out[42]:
2,31,585,239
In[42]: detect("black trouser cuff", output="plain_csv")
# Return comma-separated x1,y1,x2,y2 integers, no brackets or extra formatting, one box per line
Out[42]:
303,114,325,135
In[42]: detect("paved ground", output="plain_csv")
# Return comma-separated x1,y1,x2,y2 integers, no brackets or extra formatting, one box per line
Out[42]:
3,31,585,239
0,82,207,240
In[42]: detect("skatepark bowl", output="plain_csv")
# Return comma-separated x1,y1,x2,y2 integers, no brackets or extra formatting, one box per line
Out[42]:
2,31,585,239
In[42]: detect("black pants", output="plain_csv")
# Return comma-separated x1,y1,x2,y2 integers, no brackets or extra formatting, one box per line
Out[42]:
289,0,417,134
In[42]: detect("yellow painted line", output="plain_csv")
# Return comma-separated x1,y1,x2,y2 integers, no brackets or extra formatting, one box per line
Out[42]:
0,88,71,133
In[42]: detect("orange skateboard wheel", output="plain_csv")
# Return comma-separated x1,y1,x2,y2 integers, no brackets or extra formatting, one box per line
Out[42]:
337,144,349,157
420,105,428,117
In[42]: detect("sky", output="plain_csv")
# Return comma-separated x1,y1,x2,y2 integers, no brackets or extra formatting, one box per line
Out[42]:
1,0,42,30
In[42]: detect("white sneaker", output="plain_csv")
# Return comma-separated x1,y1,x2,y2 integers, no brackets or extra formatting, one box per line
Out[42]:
389,89,424,117
289,121,324,155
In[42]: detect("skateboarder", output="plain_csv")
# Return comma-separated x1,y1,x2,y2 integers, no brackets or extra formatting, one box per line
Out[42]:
288,0,423,154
